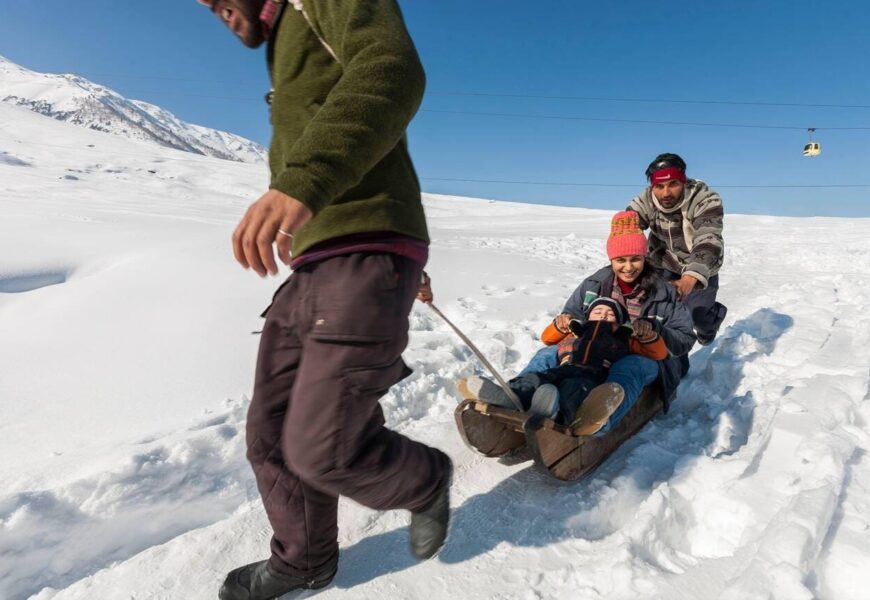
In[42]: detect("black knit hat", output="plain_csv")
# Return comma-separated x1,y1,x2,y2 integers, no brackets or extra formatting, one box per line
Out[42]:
586,297,628,325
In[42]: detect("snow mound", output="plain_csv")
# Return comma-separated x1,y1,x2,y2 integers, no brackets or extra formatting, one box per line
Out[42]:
0,55,265,163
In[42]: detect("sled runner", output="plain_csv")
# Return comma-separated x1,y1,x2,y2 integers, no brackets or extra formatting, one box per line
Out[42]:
454,386,663,481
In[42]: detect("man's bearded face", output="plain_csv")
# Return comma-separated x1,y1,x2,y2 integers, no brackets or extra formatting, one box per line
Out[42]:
206,0,268,48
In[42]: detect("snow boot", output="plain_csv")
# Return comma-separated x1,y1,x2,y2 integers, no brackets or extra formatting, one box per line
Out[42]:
457,376,513,409
218,556,336,600
696,331,716,346
528,383,560,419
693,302,727,346
570,382,625,436
410,459,452,560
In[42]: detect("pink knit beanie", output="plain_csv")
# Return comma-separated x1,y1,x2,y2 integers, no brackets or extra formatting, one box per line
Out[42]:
606,210,648,259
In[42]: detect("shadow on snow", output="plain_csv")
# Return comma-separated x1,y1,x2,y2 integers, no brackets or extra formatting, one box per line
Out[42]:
331,308,793,589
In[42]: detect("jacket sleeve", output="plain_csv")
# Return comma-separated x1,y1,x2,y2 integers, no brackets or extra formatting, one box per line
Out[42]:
271,0,425,215
658,299,696,357
627,191,652,230
683,186,724,287
561,279,593,319
541,322,568,345
628,336,668,360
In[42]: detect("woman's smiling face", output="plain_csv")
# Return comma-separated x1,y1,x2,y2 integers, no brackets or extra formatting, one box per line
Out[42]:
610,255,645,284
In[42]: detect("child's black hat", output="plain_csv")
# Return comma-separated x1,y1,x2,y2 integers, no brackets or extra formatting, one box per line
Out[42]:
586,297,628,325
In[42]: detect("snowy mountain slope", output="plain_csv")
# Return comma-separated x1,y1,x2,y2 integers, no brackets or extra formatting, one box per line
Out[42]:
0,55,265,163
2,101,869,600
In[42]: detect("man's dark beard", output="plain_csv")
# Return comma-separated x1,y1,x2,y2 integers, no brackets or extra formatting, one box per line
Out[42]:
235,0,269,48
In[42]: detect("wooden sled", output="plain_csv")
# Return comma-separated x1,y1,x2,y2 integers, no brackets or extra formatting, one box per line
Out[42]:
454,387,663,481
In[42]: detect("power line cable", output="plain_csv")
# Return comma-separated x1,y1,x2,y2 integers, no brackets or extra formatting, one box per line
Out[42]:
66,74,870,110
3,137,868,190
5,165,868,190
7,82,870,130
10,83,870,131
420,109,870,131
431,91,870,110
420,177,870,189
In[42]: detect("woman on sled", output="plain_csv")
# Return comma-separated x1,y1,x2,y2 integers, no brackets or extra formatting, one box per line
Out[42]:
461,210,696,435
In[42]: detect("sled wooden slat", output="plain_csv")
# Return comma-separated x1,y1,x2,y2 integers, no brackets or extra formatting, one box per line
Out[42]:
455,401,526,457
528,387,662,481
454,388,663,481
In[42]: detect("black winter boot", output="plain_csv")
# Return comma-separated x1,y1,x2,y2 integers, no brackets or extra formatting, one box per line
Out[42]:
409,459,452,560
218,557,336,600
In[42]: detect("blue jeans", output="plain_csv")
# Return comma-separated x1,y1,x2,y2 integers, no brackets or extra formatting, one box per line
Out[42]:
600,355,659,434
517,345,559,377
517,348,659,431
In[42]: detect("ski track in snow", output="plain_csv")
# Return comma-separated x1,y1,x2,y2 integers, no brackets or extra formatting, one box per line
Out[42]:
2,103,869,600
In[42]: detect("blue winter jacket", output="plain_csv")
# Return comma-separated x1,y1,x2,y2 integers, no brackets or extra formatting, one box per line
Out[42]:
561,266,696,409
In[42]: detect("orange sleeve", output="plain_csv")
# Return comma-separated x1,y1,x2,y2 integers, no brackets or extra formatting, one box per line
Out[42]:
541,322,569,345
629,335,668,360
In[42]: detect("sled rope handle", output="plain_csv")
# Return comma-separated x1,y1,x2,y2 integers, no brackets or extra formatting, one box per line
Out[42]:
427,303,525,412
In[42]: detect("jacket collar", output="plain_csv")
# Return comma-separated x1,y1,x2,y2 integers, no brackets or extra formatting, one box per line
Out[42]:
265,0,288,72
651,187,687,214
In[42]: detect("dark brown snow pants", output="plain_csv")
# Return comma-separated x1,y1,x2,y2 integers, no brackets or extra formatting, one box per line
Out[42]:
246,252,450,577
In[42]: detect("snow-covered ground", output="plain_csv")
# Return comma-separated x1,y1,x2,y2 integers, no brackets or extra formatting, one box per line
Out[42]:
2,100,869,600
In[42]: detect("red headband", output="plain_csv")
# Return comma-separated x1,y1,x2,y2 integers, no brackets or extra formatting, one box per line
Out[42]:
650,167,686,184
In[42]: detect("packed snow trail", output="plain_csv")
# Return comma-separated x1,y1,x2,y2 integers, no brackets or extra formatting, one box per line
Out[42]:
20,218,870,600
2,105,869,599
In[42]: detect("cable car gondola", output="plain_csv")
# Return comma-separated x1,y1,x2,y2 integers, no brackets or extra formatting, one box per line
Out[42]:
803,128,821,157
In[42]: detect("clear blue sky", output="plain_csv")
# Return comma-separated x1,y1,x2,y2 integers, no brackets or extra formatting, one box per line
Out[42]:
2,0,869,217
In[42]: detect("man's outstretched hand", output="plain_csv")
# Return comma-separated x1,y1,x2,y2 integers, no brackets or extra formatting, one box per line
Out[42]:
670,274,698,301
232,189,313,276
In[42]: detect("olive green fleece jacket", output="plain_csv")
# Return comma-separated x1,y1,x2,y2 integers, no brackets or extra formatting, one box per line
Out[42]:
267,0,429,256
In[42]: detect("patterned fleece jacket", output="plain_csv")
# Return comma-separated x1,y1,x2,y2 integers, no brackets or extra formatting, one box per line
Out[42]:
627,179,724,288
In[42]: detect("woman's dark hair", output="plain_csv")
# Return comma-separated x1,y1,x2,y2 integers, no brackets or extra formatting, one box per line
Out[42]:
634,261,661,297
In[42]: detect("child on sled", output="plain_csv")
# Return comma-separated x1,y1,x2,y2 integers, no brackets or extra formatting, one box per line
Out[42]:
459,296,667,435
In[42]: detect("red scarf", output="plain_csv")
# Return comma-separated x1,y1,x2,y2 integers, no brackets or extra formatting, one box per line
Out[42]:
617,277,637,296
